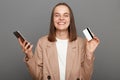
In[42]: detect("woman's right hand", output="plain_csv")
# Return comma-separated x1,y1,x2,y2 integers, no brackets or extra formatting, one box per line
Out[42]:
18,38,33,60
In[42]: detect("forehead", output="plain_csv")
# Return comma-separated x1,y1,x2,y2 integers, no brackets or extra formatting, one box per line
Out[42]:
54,5,70,13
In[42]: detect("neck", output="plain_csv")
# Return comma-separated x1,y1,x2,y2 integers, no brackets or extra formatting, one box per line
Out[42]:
56,30,69,40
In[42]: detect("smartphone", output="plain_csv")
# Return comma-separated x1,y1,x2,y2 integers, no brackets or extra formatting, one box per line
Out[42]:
83,27,94,41
13,31,25,43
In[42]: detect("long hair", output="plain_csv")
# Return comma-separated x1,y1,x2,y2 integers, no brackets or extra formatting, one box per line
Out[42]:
48,2,77,42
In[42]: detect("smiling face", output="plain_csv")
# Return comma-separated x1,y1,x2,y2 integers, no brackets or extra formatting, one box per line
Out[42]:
53,5,70,31
48,3,77,42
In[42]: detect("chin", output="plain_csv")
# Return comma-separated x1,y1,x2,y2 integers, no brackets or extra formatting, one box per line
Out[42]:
57,28,68,31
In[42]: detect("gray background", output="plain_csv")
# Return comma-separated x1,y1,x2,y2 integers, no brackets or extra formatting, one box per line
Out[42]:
0,0,120,80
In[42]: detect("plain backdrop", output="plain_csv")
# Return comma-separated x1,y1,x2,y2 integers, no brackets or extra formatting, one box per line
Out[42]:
0,0,120,80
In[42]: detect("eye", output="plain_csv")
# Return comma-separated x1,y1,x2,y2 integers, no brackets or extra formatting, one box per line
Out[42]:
64,14,69,17
64,13,70,17
54,14,60,17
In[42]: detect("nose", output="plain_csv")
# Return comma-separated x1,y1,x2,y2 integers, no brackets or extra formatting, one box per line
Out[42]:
59,16,64,20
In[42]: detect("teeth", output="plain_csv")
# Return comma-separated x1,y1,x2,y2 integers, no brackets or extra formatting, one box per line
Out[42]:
58,22,65,25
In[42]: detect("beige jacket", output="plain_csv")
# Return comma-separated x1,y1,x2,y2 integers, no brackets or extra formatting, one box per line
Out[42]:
25,35,94,80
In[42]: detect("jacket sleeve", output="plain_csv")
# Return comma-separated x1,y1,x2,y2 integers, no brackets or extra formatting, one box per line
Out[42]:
80,39,95,80
25,39,43,80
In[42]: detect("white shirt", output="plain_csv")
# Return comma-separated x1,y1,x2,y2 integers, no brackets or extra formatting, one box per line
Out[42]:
56,38,68,80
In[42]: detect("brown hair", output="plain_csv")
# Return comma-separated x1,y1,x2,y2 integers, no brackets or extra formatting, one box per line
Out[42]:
48,2,77,42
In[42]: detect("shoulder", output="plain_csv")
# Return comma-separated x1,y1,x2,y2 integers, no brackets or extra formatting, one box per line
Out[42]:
37,35,49,44
76,36,86,47
76,36,85,43
38,35,48,42
37,35,52,47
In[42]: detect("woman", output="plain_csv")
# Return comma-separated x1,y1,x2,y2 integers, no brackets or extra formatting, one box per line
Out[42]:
18,2,100,80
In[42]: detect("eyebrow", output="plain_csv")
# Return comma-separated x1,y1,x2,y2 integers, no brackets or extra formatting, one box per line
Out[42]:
54,12,70,15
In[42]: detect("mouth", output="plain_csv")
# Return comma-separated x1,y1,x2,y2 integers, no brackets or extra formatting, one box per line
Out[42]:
57,22,66,25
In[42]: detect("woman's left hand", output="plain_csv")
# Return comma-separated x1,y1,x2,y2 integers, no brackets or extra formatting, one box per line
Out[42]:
86,36,100,60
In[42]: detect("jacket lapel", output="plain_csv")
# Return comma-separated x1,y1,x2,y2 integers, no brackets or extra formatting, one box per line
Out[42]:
65,41,76,80
46,42,60,80
46,40,77,80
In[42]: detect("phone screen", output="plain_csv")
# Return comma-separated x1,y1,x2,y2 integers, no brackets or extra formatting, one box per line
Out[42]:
13,31,25,43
